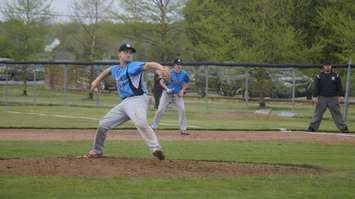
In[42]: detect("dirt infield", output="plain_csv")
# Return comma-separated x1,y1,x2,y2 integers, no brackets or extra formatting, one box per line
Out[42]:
1,129,346,178
0,129,354,145
0,157,323,178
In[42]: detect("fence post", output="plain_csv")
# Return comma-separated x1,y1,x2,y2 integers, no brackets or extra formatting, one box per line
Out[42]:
95,64,100,107
95,88,100,107
63,64,68,106
343,58,352,122
291,68,296,112
205,65,209,113
245,69,249,109
32,64,37,104
4,64,9,104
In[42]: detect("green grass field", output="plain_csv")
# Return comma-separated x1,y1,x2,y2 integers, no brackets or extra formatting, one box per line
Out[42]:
1,86,355,198
0,140,355,198
0,100,354,131
1,85,354,131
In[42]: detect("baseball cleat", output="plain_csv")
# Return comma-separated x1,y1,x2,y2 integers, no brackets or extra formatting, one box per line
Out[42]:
306,127,315,132
341,127,350,133
152,150,165,160
180,130,189,135
83,150,103,159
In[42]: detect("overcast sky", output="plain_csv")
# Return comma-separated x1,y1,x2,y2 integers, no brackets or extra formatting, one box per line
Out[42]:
0,0,120,22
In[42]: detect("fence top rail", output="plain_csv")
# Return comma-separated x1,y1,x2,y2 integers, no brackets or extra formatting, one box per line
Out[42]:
0,60,354,68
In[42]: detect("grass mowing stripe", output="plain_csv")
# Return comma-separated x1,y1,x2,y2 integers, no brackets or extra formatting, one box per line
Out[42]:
0,176,355,199
1,140,354,171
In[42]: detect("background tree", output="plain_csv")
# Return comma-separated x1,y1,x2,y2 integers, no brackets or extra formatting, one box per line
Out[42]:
117,0,187,62
1,0,52,96
70,0,114,99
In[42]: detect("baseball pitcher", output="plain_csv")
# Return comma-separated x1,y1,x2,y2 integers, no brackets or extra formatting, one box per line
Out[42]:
84,43,169,160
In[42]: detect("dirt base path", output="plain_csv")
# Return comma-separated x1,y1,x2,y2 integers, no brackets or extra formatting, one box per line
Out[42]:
0,129,354,145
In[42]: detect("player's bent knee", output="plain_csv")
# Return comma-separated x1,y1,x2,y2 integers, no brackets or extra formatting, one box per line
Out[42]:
134,121,149,130
98,121,111,130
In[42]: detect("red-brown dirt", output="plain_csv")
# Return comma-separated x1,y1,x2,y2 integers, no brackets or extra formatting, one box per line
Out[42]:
0,129,350,177
0,129,354,145
0,157,323,178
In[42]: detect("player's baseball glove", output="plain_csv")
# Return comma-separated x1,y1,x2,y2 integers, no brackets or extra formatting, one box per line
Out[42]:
159,66,171,80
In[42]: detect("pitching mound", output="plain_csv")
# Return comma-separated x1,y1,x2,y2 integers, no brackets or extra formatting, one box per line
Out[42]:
0,157,322,178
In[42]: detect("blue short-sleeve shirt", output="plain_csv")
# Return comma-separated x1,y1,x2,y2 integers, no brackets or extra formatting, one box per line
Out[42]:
111,61,146,99
167,69,191,94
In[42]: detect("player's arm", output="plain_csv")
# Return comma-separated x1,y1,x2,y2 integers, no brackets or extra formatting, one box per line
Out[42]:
143,62,165,71
312,75,320,104
178,83,189,97
336,74,344,103
90,67,112,92
144,62,170,81
159,79,169,90
178,73,191,96
182,83,189,91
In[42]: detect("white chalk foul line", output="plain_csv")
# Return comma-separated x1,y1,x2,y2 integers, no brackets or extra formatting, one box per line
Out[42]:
4,111,202,128
5,111,99,121
301,131,355,137
159,122,201,128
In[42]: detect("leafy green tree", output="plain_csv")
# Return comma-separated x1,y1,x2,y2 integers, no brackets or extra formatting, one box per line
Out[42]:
70,0,114,99
1,0,52,95
117,0,187,62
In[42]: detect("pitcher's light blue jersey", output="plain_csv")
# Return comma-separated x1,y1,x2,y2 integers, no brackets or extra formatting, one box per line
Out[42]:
111,61,147,99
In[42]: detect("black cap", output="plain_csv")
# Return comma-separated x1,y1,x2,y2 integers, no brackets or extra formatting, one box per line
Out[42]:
118,43,136,53
321,59,332,66
174,58,182,65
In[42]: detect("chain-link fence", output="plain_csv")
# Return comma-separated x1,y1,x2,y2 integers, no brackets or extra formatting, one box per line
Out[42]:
0,61,354,130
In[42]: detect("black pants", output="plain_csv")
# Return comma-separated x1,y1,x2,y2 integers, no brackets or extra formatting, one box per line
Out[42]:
309,96,347,131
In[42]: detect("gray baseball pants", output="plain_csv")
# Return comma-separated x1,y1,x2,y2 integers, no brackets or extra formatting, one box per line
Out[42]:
151,91,187,131
91,94,161,154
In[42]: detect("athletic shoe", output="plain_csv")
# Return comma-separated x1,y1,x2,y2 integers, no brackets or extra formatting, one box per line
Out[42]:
307,127,315,132
341,127,350,133
83,150,103,159
152,150,165,160
180,130,189,135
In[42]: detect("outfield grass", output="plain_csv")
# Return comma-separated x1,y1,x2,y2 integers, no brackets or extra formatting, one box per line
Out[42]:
0,140,355,198
0,101,354,131
1,85,354,131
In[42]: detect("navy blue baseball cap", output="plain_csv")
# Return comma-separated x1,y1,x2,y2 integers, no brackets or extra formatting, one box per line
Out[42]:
118,43,136,53
174,58,182,65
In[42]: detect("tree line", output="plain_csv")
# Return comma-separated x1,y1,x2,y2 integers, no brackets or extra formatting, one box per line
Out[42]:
0,0,353,104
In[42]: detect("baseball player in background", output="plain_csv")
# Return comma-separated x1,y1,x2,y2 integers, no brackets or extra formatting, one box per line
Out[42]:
84,43,169,160
151,58,191,135
307,62,349,133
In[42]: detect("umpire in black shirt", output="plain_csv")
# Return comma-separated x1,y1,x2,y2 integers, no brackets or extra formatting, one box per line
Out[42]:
307,62,349,133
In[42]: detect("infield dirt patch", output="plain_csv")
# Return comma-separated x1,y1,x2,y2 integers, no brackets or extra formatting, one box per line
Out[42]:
0,157,323,178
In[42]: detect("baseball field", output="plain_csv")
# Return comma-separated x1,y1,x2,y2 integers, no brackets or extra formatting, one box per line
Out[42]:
0,98,355,198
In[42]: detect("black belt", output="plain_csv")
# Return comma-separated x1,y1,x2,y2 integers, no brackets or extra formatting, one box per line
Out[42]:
122,93,144,100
